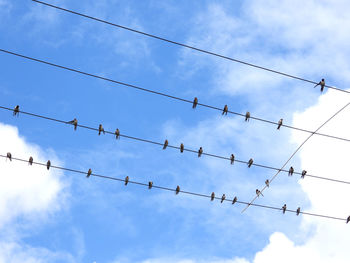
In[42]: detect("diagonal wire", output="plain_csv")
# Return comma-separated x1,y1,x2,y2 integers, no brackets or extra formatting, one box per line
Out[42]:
31,0,349,95
242,100,350,213
1,48,350,144
1,105,350,186
0,153,348,222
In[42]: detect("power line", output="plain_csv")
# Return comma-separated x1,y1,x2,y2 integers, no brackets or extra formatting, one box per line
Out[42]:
31,0,349,95
2,105,350,186
0,153,348,222
1,48,350,144
242,100,350,212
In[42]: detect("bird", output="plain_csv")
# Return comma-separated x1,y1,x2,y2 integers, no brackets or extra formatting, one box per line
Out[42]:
230,154,235,165
98,124,105,135
301,170,307,179
347,216,350,224
277,118,283,129
210,192,215,201
265,179,270,187
288,166,294,176
314,78,325,92
296,207,301,216
256,189,264,197
87,168,92,178
222,105,228,115
46,160,51,170
28,156,33,165
282,204,287,214
198,147,203,157
193,97,198,109
6,152,12,161
180,143,184,153
232,196,237,205
163,139,168,150
13,105,19,116
175,185,180,195
67,118,78,130
248,158,253,168
124,176,129,185
221,194,226,203
148,181,153,189
115,128,120,139
245,111,250,121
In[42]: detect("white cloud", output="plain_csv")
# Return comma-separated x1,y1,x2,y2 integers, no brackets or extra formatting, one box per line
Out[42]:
0,123,66,227
250,89,350,263
0,241,75,263
0,122,72,261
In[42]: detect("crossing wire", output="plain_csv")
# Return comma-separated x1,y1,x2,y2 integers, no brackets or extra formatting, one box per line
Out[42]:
31,0,350,94
1,48,350,144
0,153,347,222
2,105,350,186
242,100,350,213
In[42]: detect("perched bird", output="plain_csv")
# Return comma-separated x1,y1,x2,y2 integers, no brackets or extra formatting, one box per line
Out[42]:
288,166,294,176
248,158,253,168
6,152,12,161
98,124,105,135
221,194,226,203
28,156,33,165
193,97,198,109
277,118,283,129
347,216,350,224
256,189,264,197
124,176,129,185
301,170,307,179
210,192,215,201
115,128,120,139
282,204,287,214
46,160,51,170
198,147,203,157
87,168,92,178
314,78,325,92
148,181,153,189
232,196,238,205
175,185,180,195
245,111,250,122
265,179,270,187
296,207,301,216
222,105,228,115
180,143,184,153
163,139,168,150
13,105,20,116
67,118,78,130
230,154,235,165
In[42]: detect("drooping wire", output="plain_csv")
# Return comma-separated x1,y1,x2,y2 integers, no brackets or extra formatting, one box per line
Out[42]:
31,0,349,95
1,48,350,144
0,153,347,222
1,105,350,186
242,100,350,212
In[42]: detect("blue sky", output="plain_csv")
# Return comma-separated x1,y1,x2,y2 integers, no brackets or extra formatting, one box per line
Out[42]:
1,0,350,262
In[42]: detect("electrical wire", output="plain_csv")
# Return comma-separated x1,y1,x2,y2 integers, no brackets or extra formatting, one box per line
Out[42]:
242,100,350,212
1,48,350,144
2,105,350,186
31,0,349,95
0,153,347,222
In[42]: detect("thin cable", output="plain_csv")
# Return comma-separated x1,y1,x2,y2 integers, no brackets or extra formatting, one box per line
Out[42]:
242,100,350,212
31,0,349,95
1,105,350,186
0,153,347,222
1,48,350,144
